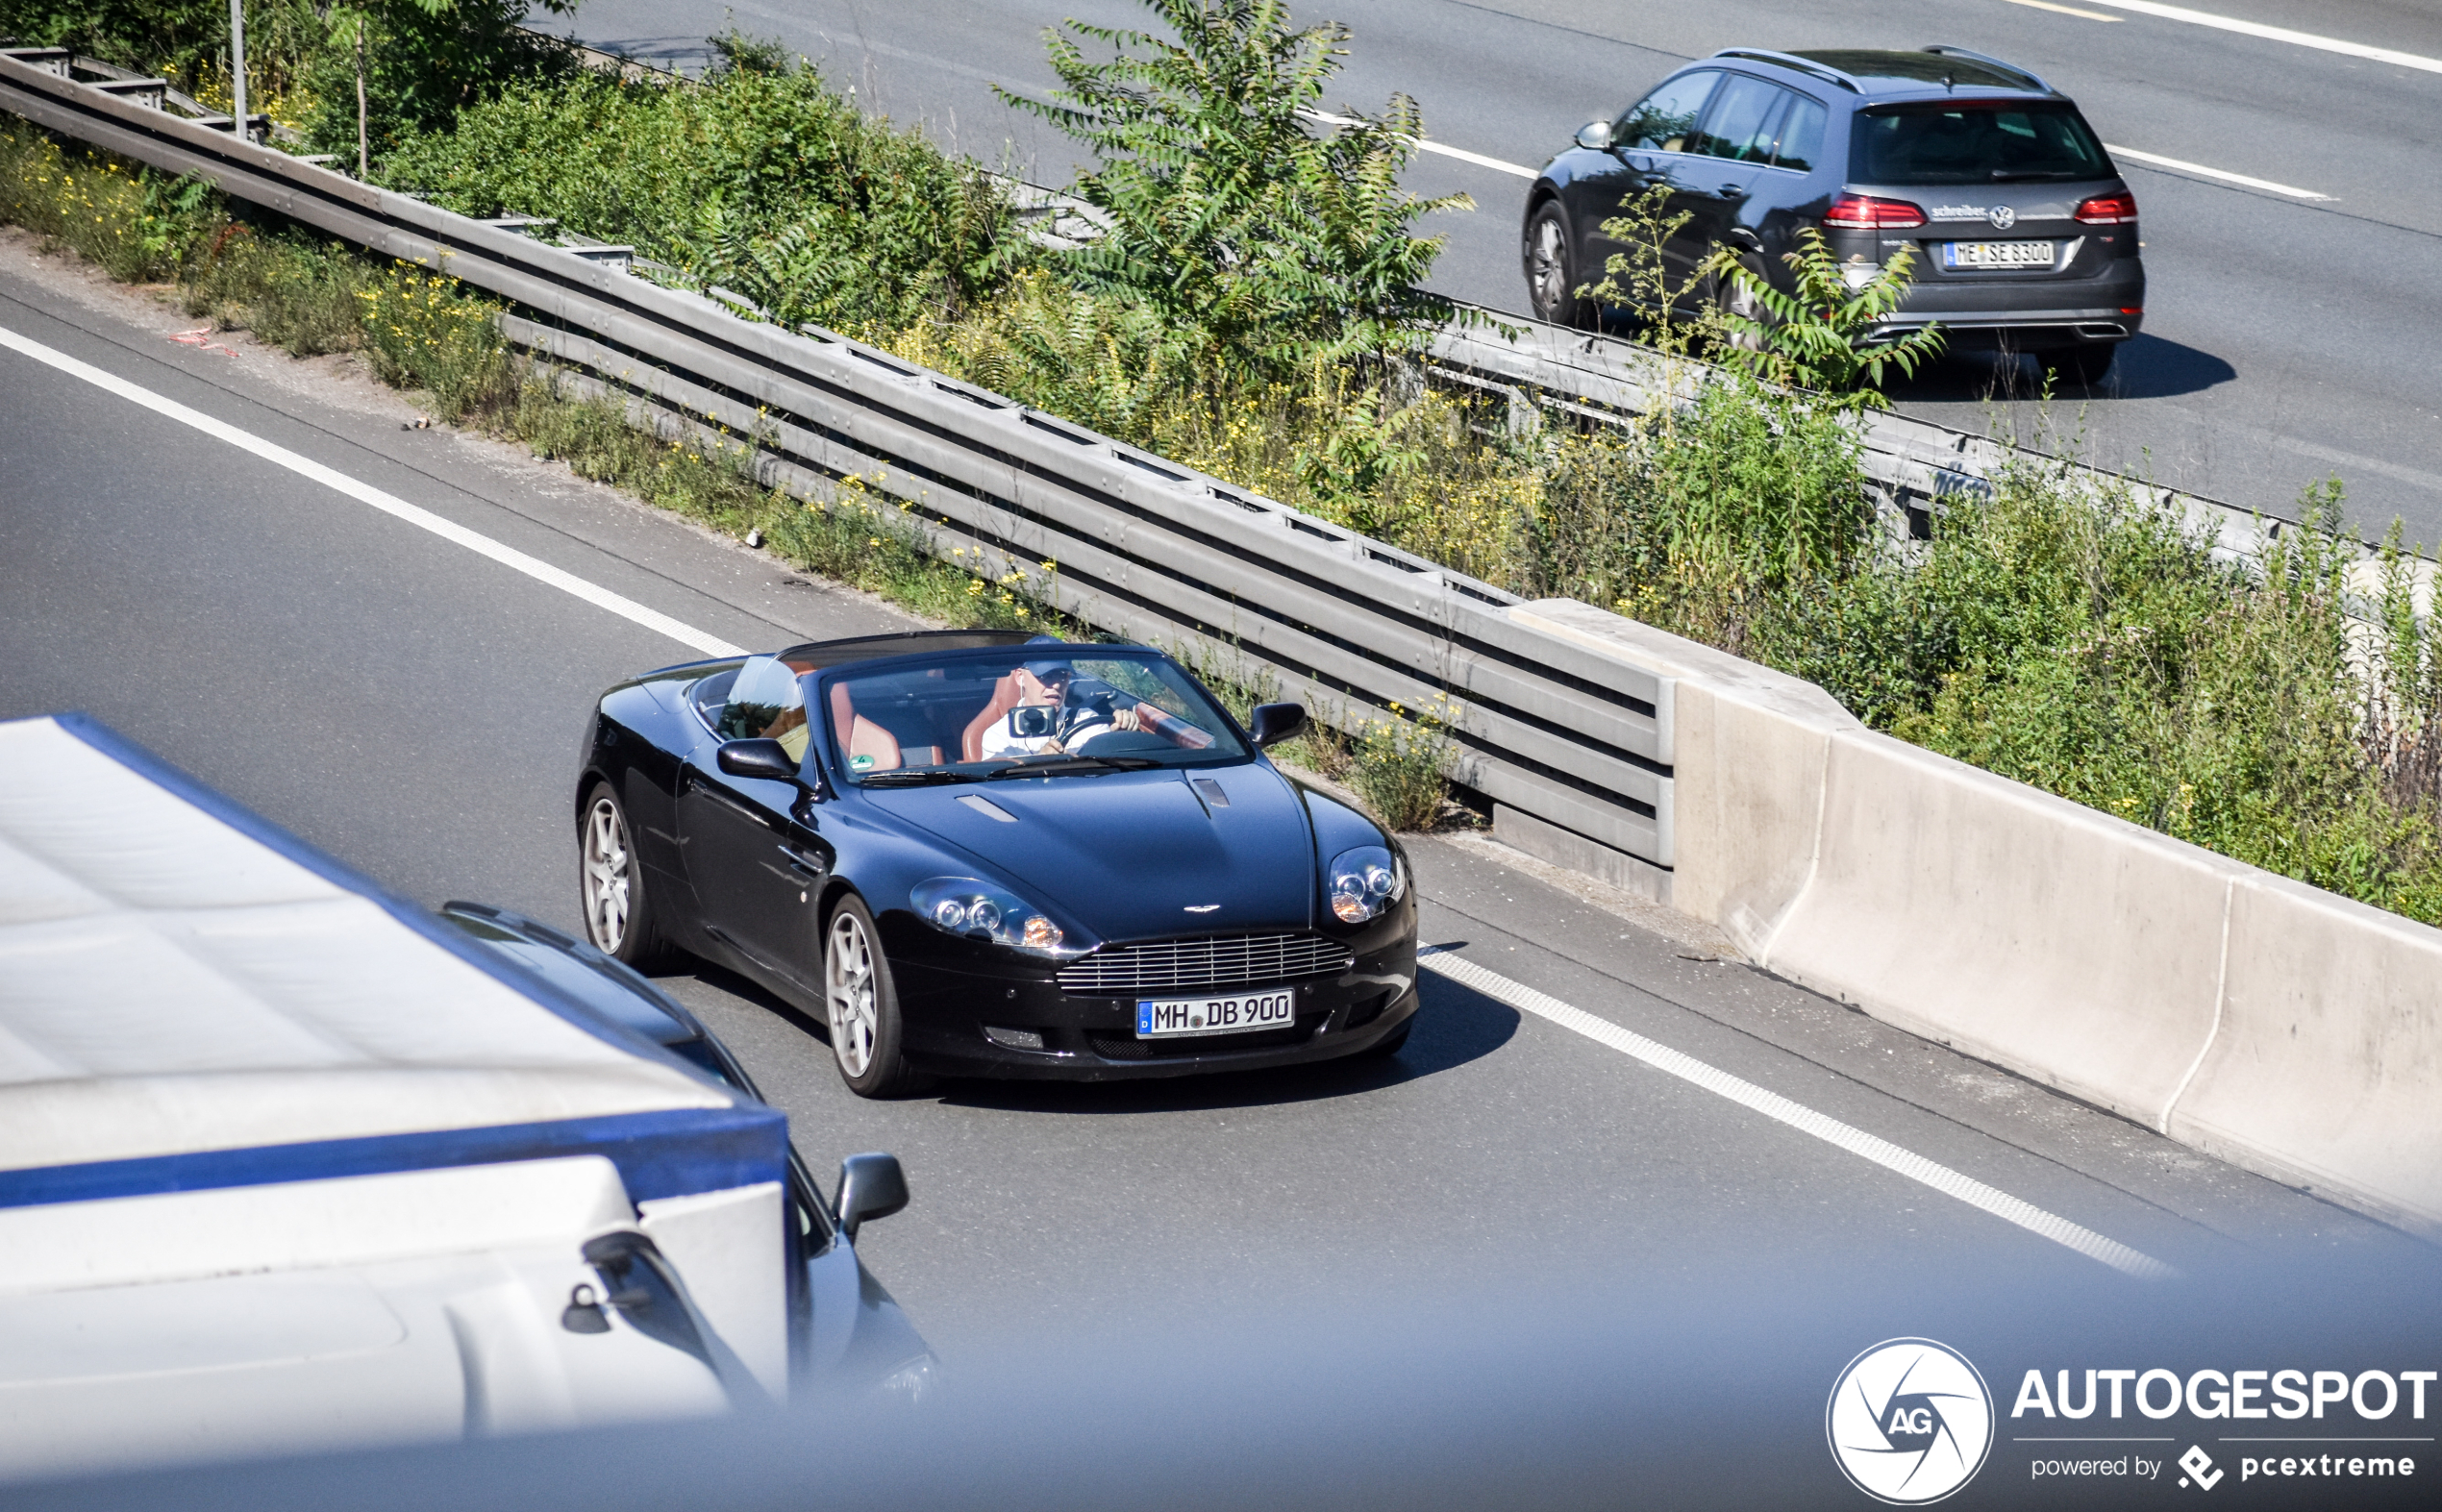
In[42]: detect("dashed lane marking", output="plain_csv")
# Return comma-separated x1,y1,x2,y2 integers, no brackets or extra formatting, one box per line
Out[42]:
2103,143,2330,199
1417,948,2179,1280
0,324,747,658
2084,1,2442,77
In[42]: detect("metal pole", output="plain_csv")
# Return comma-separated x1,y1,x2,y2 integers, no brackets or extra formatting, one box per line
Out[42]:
228,0,247,140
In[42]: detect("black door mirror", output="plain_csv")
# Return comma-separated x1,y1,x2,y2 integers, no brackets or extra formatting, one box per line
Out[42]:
1247,702,1308,750
716,738,799,781
835,1152,909,1240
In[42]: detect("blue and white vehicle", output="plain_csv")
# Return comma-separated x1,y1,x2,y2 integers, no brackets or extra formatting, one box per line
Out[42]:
0,715,926,1481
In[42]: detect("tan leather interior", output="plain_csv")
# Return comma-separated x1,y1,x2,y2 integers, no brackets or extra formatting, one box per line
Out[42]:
959,671,1028,762
828,683,903,773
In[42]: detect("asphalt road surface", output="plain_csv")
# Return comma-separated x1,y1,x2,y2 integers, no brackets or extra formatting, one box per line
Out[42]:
548,0,2442,546
6,240,2430,1364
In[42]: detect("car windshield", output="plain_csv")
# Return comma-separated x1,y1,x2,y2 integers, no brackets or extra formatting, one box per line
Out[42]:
819,645,1247,785
1853,102,2109,184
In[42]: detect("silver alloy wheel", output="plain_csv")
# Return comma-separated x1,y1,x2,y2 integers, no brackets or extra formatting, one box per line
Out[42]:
1529,213,1569,318
826,909,879,1078
1721,260,1767,352
582,796,634,953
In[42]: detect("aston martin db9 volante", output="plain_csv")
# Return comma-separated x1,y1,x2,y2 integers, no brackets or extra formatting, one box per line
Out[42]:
573,631,1420,1095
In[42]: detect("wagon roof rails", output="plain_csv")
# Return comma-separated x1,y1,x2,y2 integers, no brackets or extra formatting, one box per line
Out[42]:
1919,44,2054,95
1709,49,1863,93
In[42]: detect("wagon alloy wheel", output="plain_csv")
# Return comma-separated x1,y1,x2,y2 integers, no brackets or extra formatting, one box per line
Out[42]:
1717,255,1768,353
576,782,675,968
823,896,913,1098
1524,204,1582,327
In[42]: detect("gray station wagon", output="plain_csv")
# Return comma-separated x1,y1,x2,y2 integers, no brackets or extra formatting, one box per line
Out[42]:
1524,45,2144,383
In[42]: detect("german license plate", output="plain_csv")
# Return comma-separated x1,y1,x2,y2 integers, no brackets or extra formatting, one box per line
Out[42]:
1943,240,2055,270
1135,989,1296,1038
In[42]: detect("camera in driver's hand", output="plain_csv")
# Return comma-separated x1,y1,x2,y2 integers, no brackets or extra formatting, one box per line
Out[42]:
1012,706,1056,738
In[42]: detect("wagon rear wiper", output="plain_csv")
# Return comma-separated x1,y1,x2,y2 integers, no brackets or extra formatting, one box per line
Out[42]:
984,755,1161,779
858,769,981,787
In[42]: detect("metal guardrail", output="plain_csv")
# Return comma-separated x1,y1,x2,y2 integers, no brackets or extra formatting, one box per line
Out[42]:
1424,303,2442,601
0,52,1679,874
1423,316,2277,547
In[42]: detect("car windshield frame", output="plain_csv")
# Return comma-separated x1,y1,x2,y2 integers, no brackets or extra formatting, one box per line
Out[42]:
1850,99,2112,186
812,643,1254,788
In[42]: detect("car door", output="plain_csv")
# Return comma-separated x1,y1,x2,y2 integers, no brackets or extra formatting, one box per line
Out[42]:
677,656,832,982
1675,73,1793,290
1575,67,1722,304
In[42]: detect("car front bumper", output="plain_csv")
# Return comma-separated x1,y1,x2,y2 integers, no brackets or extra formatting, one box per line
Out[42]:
884,914,1421,1081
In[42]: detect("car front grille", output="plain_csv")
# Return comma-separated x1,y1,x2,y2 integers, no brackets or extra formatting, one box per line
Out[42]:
1056,932,1354,995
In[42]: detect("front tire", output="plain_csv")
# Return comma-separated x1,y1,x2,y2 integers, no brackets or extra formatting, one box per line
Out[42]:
824,895,917,1098
579,782,678,969
1715,253,1769,352
1523,201,1585,327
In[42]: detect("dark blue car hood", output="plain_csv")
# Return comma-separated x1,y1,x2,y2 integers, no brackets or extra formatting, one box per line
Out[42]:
867,765,1317,941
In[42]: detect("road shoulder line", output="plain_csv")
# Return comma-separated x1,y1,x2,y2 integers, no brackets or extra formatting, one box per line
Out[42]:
0,321,746,660
1418,948,2178,1280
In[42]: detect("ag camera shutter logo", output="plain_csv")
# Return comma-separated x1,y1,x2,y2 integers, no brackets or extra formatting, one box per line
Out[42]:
1828,1338,1995,1504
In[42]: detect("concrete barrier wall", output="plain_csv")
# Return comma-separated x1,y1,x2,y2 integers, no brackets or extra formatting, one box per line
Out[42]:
2173,874,2442,1236
1509,600,2442,1241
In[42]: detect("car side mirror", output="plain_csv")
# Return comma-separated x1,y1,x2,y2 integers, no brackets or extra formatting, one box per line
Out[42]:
1247,702,1308,749
835,1152,909,1240
716,738,799,781
1574,118,1613,152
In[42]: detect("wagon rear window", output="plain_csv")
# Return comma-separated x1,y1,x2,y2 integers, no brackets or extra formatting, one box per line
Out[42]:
1853,103,2109,185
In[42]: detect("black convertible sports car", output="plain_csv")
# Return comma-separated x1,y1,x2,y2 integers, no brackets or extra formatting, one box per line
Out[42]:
573,630,1420,1095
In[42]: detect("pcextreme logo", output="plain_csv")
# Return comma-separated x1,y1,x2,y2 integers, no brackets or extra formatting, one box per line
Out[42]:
1829,1338,1997,1504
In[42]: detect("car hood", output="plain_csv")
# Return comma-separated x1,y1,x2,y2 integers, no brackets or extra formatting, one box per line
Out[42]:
869,766,1316,940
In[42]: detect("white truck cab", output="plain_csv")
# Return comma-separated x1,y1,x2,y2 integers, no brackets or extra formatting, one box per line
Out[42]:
0,715,810,1478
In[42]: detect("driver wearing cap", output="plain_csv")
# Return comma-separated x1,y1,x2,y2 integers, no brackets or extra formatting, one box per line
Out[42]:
975,661,1143,761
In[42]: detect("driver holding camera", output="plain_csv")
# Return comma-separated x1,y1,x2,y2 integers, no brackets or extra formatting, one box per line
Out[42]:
977,661,1143,761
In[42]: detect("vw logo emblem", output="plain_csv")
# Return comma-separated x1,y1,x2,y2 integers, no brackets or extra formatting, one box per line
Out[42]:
1986,206,2017,230
1827,1338,1994,1504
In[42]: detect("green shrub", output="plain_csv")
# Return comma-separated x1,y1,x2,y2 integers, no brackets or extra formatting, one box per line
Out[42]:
0,122,216,281
1002,0,1465,379
378,42,1025,337
1348,698,1455,831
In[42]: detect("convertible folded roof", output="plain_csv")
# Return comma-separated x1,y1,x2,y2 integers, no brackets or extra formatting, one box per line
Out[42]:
0,715,781,1209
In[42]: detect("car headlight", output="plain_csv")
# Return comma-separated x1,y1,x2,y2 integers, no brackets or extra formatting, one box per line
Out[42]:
1328,846,1405,925
911,877,1075,956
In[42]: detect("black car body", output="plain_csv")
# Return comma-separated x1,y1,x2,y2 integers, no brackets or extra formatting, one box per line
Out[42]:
571,631,1420,1094
1523,45,2145,379
436,902,934,1400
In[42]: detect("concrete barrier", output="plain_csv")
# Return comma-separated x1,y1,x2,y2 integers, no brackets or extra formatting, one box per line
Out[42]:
2173,873,2442,1237
1508,599,2442,1241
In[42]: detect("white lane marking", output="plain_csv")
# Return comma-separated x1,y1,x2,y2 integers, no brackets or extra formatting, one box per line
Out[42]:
1997,0,2125,18
2085,0,2442,75
1417,950,2179,1280
1303,109,1538,179
0,325,747,658
2103,143,2330,199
